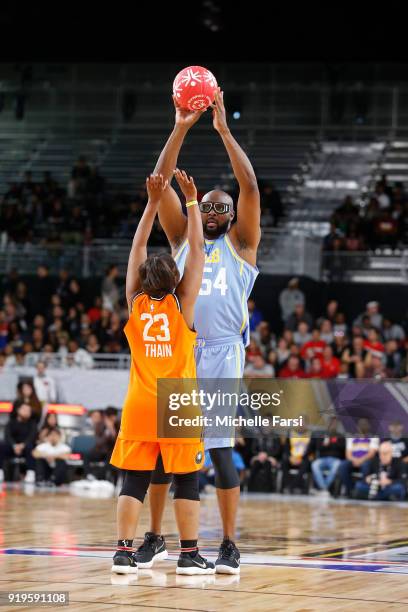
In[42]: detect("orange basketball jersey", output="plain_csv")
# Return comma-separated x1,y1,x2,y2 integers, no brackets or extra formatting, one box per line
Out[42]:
118,292,197,442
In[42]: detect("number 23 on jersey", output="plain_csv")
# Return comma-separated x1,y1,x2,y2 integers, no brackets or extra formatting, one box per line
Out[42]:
141,313,171,341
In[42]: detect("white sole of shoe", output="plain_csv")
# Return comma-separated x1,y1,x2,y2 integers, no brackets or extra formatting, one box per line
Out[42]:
111,564,138,574
215,564,240,574
176,566,216,575
136,549,168,569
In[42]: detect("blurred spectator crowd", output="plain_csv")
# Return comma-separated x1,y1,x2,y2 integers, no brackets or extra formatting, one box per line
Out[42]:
207,416,408,501
0,383,120,487
1,269,408,379
244,280,408,380
0,161,166,249
0,265,129,370
323,175,408,252
0,160,284,251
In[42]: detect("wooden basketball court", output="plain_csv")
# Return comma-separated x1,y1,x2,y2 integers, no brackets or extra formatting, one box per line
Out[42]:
1,487,408,610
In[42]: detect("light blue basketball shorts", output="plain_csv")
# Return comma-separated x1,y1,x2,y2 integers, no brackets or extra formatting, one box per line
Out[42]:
195,335,245,450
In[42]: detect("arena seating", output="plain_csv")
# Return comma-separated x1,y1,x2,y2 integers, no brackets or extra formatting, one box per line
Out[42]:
377,141,408,184
281,141,386,236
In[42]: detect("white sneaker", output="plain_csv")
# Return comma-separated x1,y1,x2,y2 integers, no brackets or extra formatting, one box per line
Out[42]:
24,470,36,484
0,468,4,482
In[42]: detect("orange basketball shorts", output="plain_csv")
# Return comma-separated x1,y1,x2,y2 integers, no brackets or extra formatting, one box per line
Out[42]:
110,438,204,473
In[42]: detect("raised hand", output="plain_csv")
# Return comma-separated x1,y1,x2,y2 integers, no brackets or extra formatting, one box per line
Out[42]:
211,87,229,134
146,173,169,204
173,168,197,202
173,95,206,130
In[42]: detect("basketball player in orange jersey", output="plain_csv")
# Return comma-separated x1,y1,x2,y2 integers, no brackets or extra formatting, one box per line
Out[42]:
110,170,215,575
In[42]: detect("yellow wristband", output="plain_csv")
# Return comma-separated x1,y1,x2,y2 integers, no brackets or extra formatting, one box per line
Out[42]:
186,199,198,208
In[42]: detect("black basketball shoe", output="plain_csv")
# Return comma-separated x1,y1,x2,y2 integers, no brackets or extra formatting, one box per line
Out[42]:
215,538,240,574
135,532,168,568
176,550,216,575
111,550,138,574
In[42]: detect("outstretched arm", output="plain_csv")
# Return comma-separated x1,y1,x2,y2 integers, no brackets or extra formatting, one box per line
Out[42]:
156,97,206,252
125,174,168,310
173,169,205,330
212,88,261,261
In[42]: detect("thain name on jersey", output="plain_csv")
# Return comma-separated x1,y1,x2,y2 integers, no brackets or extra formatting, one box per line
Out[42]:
145,343,172,358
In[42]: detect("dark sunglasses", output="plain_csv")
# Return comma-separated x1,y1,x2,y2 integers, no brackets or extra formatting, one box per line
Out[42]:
198,201,231,214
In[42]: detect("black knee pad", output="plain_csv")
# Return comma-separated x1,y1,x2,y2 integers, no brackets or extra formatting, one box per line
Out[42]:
120,469,151,502
150,453,173,485
209,447,240,489
173,471,200,501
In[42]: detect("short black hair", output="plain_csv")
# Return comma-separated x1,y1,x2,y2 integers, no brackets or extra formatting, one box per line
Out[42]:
14,400,32,412
139,253,180,299
105,407,118,418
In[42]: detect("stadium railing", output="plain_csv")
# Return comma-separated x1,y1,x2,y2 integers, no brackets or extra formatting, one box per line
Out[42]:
2,236,407,282
322,250,408,283
24,352,131,370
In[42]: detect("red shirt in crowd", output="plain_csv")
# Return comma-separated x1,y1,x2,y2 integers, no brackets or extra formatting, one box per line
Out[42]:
319,356,341,378
0,320,8,349
305,371,327,379
363,340,385,355
300,340,326,359
87,307,102,323
279,366,305,379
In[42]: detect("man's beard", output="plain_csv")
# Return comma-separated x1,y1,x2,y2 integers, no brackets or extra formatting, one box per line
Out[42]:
203,218,230,238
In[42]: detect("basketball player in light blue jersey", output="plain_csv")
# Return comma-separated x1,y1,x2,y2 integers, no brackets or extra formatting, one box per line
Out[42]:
136,88,260,574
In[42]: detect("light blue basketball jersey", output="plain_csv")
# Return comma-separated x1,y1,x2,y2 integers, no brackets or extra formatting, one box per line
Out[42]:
174,233,258,347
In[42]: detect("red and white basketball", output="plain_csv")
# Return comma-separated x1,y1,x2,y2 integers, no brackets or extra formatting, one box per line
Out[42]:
173,66,218,111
